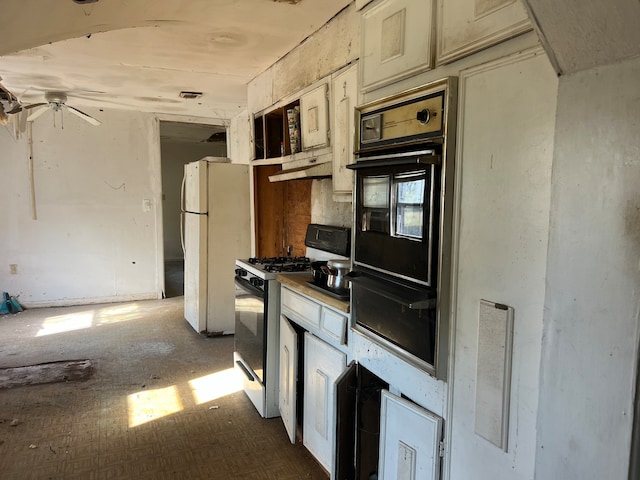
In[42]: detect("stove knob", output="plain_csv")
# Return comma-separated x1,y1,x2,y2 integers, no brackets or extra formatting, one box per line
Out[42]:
416,109,431,125
235,268,247,277
250,277,264,288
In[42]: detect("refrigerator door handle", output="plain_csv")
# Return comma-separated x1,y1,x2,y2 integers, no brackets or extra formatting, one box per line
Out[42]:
180,171,186,255
180,212,185,255
180,169,186,213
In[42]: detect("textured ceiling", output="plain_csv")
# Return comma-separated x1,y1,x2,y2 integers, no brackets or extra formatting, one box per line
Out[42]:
3,0,640,127
0,0,351,121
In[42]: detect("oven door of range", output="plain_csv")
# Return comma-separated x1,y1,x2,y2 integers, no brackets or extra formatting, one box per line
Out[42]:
233,274,270,417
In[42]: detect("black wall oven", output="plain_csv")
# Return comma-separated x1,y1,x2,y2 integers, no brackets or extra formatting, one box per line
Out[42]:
348,78,457,379
354,151,440,286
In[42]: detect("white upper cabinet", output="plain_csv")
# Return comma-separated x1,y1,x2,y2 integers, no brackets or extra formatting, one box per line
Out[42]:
436,0,531,65
300,84,330,150
331,63,358,202
360,0,435,92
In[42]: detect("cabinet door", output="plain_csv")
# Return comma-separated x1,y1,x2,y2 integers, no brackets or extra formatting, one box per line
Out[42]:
331,63,358,202
436,0,531,65
279,315,298,444
304,332,347,473
379,390,442,480
360,0,435,92
300,84,329,150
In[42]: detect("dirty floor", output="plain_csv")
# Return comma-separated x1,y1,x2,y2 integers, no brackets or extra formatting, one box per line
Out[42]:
0,297,327,480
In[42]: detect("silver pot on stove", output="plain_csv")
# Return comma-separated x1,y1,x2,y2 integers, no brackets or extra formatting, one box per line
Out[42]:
320,259,351,290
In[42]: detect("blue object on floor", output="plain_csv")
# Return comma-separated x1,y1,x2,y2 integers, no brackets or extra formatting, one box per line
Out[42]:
1,292,22,314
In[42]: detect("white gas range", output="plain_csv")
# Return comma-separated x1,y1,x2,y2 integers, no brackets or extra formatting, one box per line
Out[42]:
233,256,313,418
233,224,351,419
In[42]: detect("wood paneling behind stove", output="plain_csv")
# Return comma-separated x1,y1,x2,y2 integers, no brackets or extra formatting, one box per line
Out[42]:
284,178,312,257
254,165,311,258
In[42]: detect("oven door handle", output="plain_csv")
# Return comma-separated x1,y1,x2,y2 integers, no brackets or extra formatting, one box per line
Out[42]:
235,276,265,299
347,271,436,309
235,360,256,382
348,150,441,170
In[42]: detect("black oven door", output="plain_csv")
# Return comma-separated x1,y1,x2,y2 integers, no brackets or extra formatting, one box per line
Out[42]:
350,153,440,286
234,276,266,383
349,267,438,369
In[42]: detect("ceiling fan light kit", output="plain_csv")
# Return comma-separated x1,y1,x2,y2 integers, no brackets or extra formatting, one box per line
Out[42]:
24,92,101,126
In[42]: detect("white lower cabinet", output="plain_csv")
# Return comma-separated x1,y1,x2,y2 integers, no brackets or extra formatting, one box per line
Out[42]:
279,286,349,477
379,390,443,480
303,332,347,473
279,285,445,478
279,314,298,444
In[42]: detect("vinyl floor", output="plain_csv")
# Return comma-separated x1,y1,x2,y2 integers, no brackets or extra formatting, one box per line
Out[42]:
0,297,328,480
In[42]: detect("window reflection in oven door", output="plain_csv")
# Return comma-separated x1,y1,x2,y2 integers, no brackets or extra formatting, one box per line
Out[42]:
234,276,266,383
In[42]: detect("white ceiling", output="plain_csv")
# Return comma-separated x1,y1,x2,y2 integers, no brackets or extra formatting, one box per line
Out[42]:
0,0,351,122
3,0,640,129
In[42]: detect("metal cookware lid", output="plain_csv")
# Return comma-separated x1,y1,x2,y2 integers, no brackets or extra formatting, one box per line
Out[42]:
327,259,351,269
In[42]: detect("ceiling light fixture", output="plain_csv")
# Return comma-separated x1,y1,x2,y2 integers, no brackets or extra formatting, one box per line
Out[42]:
179,91,203,99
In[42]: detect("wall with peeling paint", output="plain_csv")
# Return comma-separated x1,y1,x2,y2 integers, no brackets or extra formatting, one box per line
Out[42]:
535,56,640,480
0,108,161,307
247,3,359,114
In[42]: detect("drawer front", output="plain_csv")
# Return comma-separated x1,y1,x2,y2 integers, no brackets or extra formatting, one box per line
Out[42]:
321,308,347,345
282,288,322,329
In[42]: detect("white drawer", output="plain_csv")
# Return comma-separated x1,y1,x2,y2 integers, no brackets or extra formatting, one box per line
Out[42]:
320,308,347,345
282,287,321,329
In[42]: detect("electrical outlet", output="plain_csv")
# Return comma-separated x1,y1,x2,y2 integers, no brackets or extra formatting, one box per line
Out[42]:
142,198,152,212
9,264,17,274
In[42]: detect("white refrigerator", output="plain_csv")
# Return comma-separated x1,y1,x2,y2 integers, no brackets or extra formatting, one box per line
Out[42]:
181,157,250,335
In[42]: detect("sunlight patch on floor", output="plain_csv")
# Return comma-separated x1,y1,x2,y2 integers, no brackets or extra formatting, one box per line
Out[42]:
95,303,141,325
189,368,243,405
128,385,183,427
36,303,142,337
36,311,94,337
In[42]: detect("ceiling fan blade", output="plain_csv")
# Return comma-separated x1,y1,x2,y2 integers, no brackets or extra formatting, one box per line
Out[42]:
26,105,50,122
6,103,24,115
22,102,47,110
65,105,101,126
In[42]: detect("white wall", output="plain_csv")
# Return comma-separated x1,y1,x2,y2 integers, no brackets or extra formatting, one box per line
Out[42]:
0,108,161,307
535,56,640,480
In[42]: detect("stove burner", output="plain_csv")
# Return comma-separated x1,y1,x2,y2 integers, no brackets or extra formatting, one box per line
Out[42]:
264,263,311,273
249,256,310,265
248,256,311,273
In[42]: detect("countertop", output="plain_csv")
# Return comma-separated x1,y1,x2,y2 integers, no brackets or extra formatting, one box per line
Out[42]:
276,273,350,313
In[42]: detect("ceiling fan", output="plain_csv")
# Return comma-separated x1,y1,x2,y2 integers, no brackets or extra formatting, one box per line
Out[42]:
22,92,101,126
0,80,20,125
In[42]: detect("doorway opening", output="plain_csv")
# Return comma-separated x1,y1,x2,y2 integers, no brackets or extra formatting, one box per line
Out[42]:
160,121,227,297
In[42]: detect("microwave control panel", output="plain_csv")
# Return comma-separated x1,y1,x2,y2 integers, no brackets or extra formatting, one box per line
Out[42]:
356,78,455,153
361,92,443,145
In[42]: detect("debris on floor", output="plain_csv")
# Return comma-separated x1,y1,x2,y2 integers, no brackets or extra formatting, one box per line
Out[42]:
9,419,19,426
0,360,93,389
0,292,22,315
